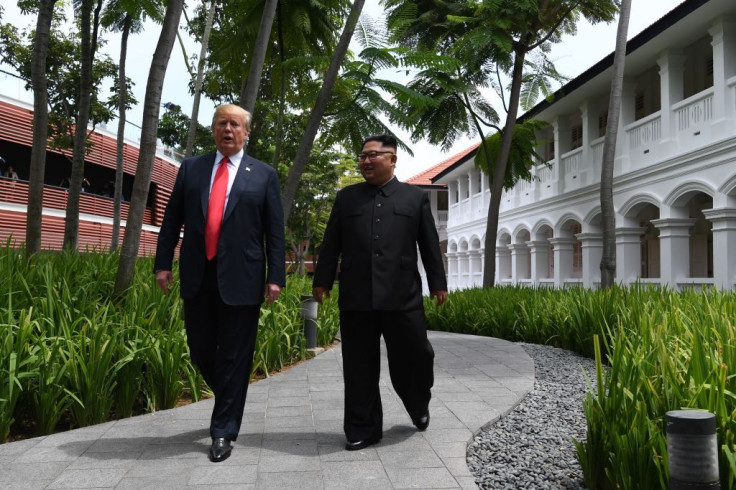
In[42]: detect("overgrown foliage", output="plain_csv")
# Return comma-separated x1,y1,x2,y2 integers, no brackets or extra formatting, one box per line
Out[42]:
425,285,736,489
0,245,339,442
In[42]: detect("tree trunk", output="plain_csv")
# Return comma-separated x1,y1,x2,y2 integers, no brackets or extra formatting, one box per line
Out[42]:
239,0,279,114
185,0,217,159
114,0,185,296
599,0,631,289
63,0,97,251
271,3,286,167
482,48,526,288
281,0,366,222
25,0,58,258
111,14,131,252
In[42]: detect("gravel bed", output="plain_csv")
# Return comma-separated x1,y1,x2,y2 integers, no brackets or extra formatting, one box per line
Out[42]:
467,343,598,489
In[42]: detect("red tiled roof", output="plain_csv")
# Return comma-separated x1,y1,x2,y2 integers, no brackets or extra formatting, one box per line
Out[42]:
405,142,480,187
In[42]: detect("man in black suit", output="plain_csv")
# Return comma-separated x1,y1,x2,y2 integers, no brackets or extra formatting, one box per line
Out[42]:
154,104,285,462
313,134,448,451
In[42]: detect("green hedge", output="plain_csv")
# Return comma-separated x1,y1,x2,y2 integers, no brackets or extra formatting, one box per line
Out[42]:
0,246,339,442
424,285,736,489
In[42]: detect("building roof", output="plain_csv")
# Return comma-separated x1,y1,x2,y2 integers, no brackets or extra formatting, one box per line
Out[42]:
406,142,480,188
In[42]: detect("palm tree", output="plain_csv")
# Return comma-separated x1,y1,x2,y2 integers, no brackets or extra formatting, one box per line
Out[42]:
114,0,185,295
239,0,278,113
185,0,217,159
600,0,632,288
101,0,149,251
281,0,367,222
25,0,59,258
63,0,104,251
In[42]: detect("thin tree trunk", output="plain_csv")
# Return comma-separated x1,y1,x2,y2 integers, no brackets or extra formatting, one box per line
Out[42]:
239,0,279,114
271,3,286,167
114,0,185,296
185,0,217,159
111,14,131,252
483,48,527,288
282,0,366,222
25,0,58,258
600,0,631,288
64,0,101,251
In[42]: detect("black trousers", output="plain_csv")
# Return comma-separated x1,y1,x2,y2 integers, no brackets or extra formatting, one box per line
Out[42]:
339,309,435,442
183,259,260,441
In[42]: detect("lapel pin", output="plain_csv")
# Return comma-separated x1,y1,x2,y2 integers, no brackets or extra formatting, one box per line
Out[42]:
245,167,251,172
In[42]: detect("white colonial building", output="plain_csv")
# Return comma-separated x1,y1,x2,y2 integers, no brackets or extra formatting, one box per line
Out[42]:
414,0,736,291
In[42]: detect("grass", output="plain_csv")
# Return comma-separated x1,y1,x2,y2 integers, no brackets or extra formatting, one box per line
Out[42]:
0,245,340,442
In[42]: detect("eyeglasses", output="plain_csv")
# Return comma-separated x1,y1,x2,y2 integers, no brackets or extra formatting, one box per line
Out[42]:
357,151,395,162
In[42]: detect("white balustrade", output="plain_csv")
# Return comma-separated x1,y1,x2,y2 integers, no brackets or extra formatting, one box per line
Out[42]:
673,88,714,132
627,113,662,150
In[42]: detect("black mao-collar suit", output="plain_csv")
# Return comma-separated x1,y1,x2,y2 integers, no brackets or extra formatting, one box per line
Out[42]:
314,177,447,442
155,151,285,441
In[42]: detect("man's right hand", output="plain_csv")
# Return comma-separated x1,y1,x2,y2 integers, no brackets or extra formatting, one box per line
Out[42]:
156,270,174,295
312,286,330,304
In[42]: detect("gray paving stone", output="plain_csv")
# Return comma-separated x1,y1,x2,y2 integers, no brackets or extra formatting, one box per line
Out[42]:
0,461,70,483
255,471,324,489
187,464,258,485
46,468,128,488
386,466,460,489
378,449,444,469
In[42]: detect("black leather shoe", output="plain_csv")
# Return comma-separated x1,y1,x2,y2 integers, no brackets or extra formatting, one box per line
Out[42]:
209,437,232,462
413,411,430,431
345,436,380,451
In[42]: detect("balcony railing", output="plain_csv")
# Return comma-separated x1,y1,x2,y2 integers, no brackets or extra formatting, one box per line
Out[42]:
0,178,153,225
626,112,662,151
673,88,714,133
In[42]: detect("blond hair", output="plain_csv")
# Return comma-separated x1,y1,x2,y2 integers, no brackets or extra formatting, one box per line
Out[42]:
212,104,252,131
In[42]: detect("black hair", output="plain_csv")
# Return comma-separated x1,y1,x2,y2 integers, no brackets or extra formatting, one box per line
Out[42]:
362,134,397,151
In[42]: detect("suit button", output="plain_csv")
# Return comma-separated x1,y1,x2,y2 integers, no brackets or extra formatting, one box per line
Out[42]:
375,218,381,223
376,203,382,207
375,252,382,257
374,235,379,240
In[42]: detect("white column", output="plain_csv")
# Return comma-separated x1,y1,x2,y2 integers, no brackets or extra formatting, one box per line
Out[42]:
458,251,469,289
509,243,530,284
469,250,483,288
582,100,600,182
657,50,685,147
446,252,458,291
702,208,736,290
617,79,636,173
552,118,566,194
527,240,550,285
497,247,511,284
549,237,575,288
576,232,603,288
709,19,736,138
615,227,645,285
651,218,697,289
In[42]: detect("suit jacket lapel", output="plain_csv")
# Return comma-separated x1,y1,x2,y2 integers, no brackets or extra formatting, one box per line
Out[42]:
200,153,217,218
223,154,252,223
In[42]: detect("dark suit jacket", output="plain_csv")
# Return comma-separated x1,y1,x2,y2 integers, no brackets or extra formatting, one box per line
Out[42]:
154,152,286,306
313,178,447,311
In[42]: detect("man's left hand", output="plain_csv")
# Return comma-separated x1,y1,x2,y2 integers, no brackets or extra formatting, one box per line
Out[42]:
430,290,448,306
264,283,281,304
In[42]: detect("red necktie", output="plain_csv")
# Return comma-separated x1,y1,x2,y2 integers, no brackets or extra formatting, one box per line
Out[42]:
205,157,230,260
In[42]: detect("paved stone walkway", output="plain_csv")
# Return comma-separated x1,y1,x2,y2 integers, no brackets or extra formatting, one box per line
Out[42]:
0,331,534,489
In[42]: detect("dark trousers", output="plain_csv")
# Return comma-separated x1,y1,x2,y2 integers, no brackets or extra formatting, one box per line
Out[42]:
339,309,435,442
183,259,260,441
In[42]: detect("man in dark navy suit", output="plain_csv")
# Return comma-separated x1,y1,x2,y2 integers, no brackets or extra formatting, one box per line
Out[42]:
313,134,448,451
154,104,285,462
